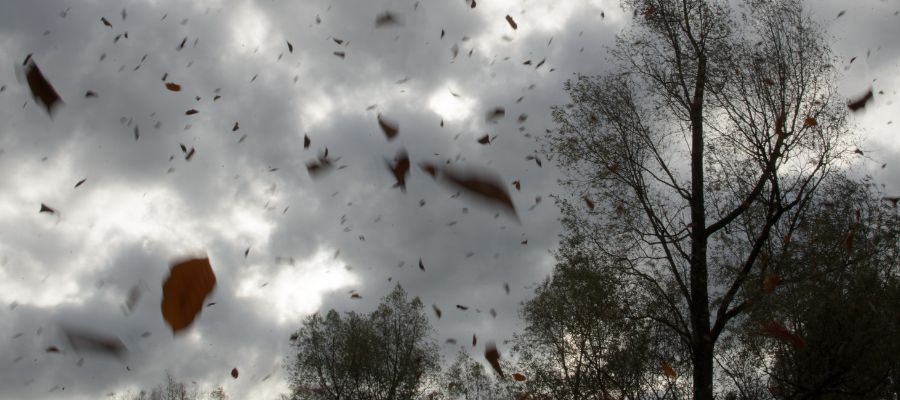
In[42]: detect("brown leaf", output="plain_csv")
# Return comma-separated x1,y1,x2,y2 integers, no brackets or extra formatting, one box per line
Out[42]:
377,114,399,140
40,203,56,214
231,368,239,379
306,149,335,179
847,88,873,112
485,107,505,123
583,196,594,210
350,293,362,299
386,148,410,191
46,346,61,353
472,334,477,346
761,321,806,348
484,342,503,377
844,230,854,252
419,162,439,179
432,304,442,318
513,373,526,381
512,180,521,191
303,134,311,149
803,117,817,127
439,166,517,218
62,327,127,358
84,90,98,98
375,12,401,27
185,109,198,115
763,274,782,293
662,362,676,378
161,258,217,333
470,0,476,8
505,15,518,30
477,134,491,145
165,82,181,92
101,17,112,28
24,60,64,116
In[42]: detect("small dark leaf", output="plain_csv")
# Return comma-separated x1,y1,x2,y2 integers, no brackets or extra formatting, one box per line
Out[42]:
40,203,56,214
24,60,64,116
377,114,399,140
505,15,518,30
287,41,293,53
231,368,239,379
74,179,86,188
185,109,198,115
847,88,873,111
484,342,503,377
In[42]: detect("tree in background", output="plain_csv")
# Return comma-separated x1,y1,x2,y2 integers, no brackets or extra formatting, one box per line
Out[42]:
544,0,856,399
285,285,441,400
717,177,900,400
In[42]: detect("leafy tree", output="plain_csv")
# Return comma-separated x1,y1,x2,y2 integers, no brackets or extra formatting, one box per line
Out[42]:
544,0,855,399
719,178,900,400
286,285,441,400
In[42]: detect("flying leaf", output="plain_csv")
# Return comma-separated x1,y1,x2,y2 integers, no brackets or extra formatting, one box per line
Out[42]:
803,117,817,127
583,196,594,210
46,346,61,353
456,304,469,310
350,293,362,299
485,342,503,377
161,257,217,333
761,321,806,348
512,180,521,191
85,90,98,98
386,148,410,191
303,134,311,149
505,15,518,30
24,60,64,116
287,41,293,53
40,203,56,214
232,122,239,131
418,258,425,271
375,11,401,27
231,368,239,379
504,282,510,294
472,334,477,346
185,109,198,115
477,134,491,145
513,373,526,382
101,17,112,28
439,166,517,218
165,82,181,92
485,107,505,123
662,362,676,378
847,88,873,112
377,114,399,140
433,304,442,319
763,274,782,293
74,179,86,188
61,327,127,358
333,51,346,59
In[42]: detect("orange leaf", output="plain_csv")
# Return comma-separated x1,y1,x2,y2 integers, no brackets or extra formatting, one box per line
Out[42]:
763,274,782,293
161,258,217,333
662,362,676,378
513,373,527,381
165,82,181,92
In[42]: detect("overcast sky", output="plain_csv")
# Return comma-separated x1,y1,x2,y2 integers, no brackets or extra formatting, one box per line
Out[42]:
1,0,898,399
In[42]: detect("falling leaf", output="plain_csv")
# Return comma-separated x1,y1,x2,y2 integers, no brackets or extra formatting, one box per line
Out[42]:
504,282,510,294
24,60,64,116
125,285,142,312
231,368,239,379
40,203,56,214
377,114,399,140
244,247,250,258
232,122,239,131
375,11,401,27
333,51,345,58
583,196,594,210
386,148,410,191
161,258,217,333
484,342,503,377
440,29,445,39
513,373,527,382
836,10,846,18
803,117,817,127
512,180,521,191
847,88,873,112
470,0,476,8
178,37,187,50
74,179,86,188
456,304,469,310
854,148,865,156
505,15,518,30
418,258,425,271
303,134,311,149
185,147,196,161
761,321,806,348
62,327,127,358
134,125,140,141
84,90,98,98
477,134,491,145
432,304,442,319
763,274,782,293
287,41,293,53
101,17,112,28
350,293,362,299
185,109,198,115
165,82,181,92
662,362,676,378
472,334,477,346
438,166,517,218
844,230,855,252
485,107,505,123
46,346,61,353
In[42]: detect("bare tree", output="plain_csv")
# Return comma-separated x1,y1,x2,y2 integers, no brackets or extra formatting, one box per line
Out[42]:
545,0,855,399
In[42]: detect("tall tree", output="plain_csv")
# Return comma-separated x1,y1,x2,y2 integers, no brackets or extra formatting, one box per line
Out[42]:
545,1,855,399
285,285,440,400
